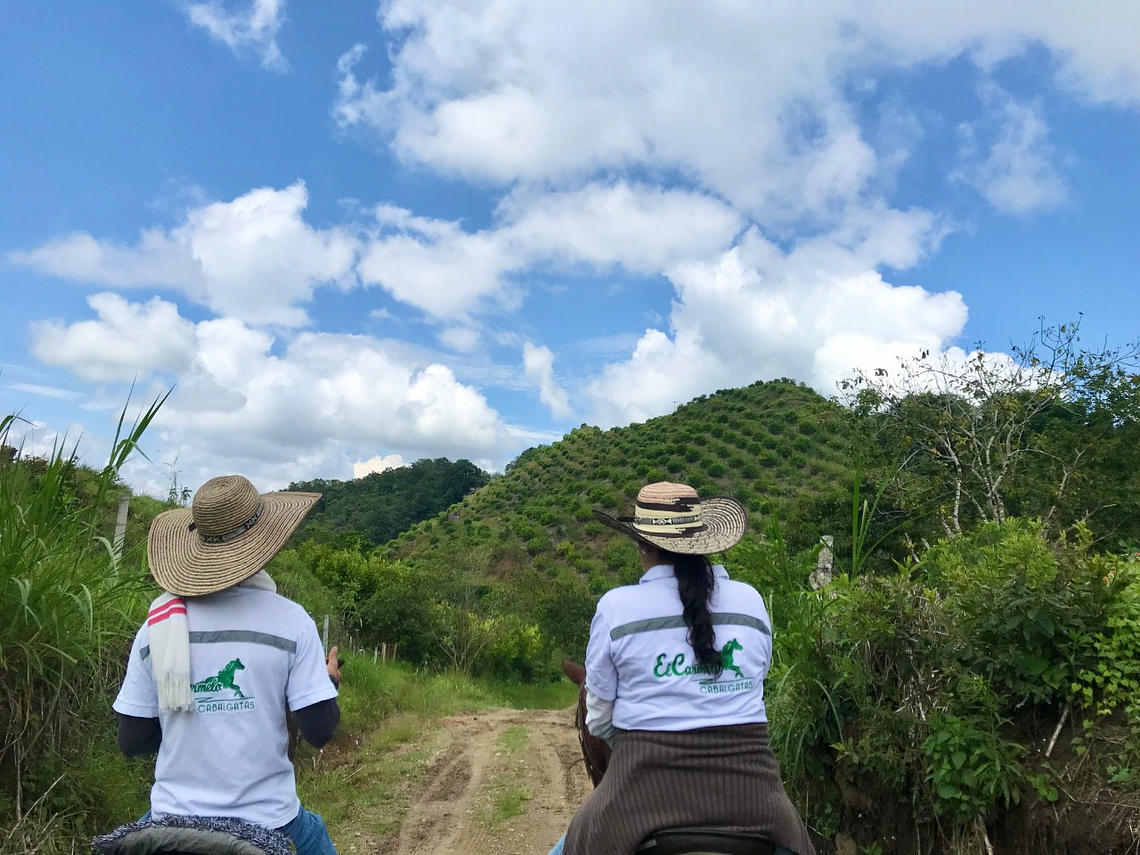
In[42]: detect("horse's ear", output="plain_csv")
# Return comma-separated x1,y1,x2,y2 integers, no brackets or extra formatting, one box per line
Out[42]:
561,659,586,687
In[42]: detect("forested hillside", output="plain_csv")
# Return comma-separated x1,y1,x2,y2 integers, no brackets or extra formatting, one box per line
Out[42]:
388,379,858,576
289,457,489,547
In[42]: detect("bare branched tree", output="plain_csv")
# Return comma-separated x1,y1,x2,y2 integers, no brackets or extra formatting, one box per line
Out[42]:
842,319,1140,537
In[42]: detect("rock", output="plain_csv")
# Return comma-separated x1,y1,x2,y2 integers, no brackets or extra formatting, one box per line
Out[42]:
835,832,859,855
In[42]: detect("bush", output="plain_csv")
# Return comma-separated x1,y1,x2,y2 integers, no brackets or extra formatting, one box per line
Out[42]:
765,517,1132,846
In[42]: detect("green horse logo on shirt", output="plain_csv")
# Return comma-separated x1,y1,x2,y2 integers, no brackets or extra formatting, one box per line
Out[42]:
192,658,246,699
717,638,746,681
653,638,750,685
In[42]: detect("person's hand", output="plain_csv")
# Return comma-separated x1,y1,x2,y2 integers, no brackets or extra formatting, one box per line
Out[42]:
326,646,342,685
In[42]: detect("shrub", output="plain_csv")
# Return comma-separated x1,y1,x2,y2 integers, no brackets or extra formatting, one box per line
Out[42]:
766,517,1132,846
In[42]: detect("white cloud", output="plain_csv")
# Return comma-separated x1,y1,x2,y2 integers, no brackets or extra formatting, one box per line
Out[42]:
159,327,509,464
438,327,481,353
953,86,1067,215
497,183,743,274
586,232,969,426
337,0,1140,224
522,342,572,419
353,454,407,478
855,2,1140,107
30,293,197,382
357,208,515,321
21,295,520,486
7,383,82,401
10,183,360,327
185,0,289,71
356,183,741,321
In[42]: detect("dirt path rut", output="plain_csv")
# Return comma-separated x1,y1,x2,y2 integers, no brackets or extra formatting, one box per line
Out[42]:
378,708,592,855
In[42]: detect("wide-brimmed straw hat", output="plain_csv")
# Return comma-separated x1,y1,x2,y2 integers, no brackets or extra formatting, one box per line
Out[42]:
594,481,748,555
147,475,320,596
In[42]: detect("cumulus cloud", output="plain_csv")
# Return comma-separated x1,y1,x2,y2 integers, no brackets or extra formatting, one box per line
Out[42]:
497,183,743,274
30,293,197,382
357,207,515,321
10,183,360,326
356,183,741,321
953,86,1068,215
157,325,509,465
353,454,407,478
335,0,1140,222
21,295,520,485
185,0,289,71
586,233,969,426
522,343,572,419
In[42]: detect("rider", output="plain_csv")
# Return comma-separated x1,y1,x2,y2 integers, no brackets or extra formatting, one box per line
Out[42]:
550,482,815,855
113,475,341,855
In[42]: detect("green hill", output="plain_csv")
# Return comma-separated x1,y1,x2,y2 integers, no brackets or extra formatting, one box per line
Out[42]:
386,379,857,580
289,457,490,547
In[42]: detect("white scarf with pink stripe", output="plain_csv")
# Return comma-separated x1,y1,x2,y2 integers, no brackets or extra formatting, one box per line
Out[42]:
147,571,277,712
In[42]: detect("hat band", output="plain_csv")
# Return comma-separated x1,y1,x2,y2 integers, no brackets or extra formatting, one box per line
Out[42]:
197,502,265,545
632,509,707,539
633,513,700,528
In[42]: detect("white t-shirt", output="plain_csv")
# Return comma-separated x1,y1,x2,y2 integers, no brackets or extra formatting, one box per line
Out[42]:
584,563,772,731
113,587,338,827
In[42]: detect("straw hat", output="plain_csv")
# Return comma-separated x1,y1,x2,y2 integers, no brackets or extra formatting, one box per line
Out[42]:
594,481,748,555
147,475,320,596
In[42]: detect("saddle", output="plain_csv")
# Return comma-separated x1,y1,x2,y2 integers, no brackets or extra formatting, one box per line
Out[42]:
92,815,292,855
637,827,778,855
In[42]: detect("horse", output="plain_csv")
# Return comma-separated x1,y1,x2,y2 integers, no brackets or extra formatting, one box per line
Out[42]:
561,659,611,788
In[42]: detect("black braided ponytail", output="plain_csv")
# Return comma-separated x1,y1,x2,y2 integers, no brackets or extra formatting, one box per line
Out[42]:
669,549,722,677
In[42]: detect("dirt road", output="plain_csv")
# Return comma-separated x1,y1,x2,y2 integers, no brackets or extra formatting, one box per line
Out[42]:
331,707,593,855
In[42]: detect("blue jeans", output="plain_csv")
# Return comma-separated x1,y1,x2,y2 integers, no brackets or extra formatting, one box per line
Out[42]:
140,807,337,855
279,806,338,855
548,832,797,855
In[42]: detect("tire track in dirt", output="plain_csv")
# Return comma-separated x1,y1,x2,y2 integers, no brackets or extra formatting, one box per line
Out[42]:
389,708,592,855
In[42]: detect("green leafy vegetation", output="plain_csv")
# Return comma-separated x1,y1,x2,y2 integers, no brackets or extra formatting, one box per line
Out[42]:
761,517,1140,852
0,398,169,853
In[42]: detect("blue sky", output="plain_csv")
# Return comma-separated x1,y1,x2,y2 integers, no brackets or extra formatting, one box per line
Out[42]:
2,1,1137,495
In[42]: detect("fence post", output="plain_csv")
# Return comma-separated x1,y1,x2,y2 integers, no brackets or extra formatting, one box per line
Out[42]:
112,493,130,562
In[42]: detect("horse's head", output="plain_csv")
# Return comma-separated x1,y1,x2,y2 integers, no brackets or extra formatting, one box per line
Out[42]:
723,638,742,654
229,658,245,673
561,659,586,687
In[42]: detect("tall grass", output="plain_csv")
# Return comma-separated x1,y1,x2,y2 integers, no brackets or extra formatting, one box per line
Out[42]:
0,397,164,849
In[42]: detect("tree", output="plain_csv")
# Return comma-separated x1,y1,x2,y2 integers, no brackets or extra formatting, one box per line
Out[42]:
843,320,1140,541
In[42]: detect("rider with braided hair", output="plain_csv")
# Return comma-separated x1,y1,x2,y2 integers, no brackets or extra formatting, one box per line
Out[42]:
549,482,815,855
